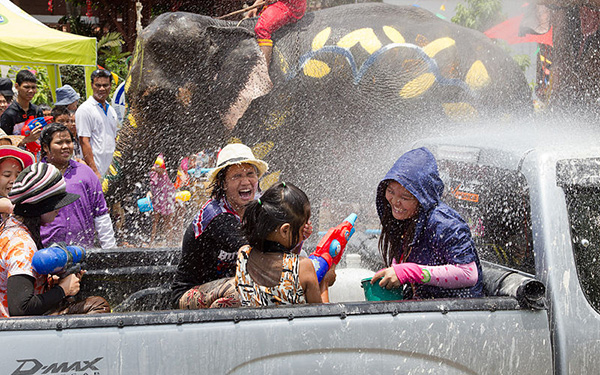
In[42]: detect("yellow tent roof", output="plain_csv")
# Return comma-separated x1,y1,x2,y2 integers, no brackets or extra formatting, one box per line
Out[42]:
0,0,96,99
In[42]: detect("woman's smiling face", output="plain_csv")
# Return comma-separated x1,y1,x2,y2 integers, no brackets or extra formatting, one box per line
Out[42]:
0,158,22,197
385,180,419,221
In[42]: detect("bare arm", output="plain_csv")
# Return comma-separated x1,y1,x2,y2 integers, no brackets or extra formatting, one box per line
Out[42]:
0,197,13,214
299,257,322,304
79,136,101,180
17,125,43,147
244,0,267,18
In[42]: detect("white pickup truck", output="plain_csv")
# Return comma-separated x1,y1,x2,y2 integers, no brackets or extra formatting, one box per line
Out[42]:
2,125,599,374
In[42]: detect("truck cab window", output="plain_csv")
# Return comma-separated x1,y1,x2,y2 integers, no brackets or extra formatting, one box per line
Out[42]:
437,160,535,274
558,158,600,313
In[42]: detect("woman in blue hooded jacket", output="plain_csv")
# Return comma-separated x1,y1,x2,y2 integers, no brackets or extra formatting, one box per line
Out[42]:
371,147,484,299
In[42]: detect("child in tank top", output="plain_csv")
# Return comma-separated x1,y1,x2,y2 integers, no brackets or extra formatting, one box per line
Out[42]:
235,181,330,306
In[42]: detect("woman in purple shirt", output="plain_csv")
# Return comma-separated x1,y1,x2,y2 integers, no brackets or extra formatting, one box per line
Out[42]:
39,123,116,249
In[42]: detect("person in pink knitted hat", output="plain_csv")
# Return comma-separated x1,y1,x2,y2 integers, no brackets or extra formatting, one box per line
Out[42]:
0,163,110,317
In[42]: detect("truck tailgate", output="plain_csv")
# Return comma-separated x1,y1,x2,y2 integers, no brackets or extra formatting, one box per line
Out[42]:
1,298,552,374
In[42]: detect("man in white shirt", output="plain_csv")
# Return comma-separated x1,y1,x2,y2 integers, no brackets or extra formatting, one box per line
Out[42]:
75,69,118,180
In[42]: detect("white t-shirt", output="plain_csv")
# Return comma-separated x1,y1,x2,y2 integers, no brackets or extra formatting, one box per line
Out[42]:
75,96,118,177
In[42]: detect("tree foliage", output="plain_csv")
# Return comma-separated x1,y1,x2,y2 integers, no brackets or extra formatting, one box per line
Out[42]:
30,67,53,106
64,0,246,18
58,13,99,38
59,65,86,102
452,1,531,85
97,32,131,80
58,11,131,85
451,0,505,32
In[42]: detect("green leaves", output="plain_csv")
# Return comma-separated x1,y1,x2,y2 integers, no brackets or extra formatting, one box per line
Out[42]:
97,32,131,84
451,0,505,32
98,32,125,51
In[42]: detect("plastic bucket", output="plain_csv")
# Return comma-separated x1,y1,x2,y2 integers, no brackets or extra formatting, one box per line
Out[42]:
361,277,404,301
137,197,153,213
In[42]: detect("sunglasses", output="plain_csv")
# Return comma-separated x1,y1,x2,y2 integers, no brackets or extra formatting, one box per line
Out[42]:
92,69,112,76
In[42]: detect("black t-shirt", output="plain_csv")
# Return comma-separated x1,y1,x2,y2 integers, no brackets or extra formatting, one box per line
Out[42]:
170,213,248,306
0,100,43,135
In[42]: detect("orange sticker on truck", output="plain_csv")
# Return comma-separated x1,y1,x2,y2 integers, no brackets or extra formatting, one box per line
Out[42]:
450,184,480,203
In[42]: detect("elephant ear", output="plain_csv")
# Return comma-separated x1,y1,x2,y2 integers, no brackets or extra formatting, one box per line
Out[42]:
204,25,256,51
202,25,272,131
202,25,260,72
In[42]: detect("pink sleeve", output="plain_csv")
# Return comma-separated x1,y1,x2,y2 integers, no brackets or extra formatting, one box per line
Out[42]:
421,261,478,289
391,262,424,284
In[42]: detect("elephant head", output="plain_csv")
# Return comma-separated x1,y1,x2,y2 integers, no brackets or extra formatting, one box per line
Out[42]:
106,13,270,201
127,12,271,134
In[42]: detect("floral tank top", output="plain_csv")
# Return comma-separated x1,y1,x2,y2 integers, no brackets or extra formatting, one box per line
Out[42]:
235,245,306,307
0,217,46,317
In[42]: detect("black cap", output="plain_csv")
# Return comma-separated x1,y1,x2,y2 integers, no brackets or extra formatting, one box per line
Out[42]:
0,78,13,98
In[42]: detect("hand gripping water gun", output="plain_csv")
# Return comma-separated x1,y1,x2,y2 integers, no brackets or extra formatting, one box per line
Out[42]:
21,116,53,153
309,213,357,283
32,243,86,277
21,116,53,137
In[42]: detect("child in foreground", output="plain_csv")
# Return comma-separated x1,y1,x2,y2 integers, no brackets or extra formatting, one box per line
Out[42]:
0,163,110,317
371,148,484,299
235,181,330,306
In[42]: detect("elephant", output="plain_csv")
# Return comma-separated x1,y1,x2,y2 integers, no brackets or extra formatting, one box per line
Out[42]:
106,3,532,238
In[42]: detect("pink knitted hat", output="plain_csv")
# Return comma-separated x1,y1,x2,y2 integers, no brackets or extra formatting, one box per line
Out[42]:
8,163,80,217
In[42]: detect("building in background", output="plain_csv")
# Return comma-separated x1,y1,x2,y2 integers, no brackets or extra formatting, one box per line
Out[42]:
10,0,94,29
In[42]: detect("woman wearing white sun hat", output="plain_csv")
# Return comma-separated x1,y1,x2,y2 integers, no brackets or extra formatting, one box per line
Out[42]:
171,143,268,309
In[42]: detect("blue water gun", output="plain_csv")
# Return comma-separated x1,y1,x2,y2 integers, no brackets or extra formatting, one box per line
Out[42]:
32,243,86,277
309,213,357,282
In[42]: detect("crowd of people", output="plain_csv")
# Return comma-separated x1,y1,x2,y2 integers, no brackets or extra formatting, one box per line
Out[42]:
0,68,120,318
0,0,325,317
0,62,483,317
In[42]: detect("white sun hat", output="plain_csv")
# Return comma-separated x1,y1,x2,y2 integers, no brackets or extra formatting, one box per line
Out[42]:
207,143,268,185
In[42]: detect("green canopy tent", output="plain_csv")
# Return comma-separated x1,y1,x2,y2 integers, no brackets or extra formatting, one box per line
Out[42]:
0,0,96,101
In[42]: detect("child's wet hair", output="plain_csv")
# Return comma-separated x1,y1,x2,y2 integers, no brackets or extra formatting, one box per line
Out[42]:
242,182,310,252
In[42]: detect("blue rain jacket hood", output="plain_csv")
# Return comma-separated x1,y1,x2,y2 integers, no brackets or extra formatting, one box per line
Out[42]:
376,147,444,221
376,147,484,299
